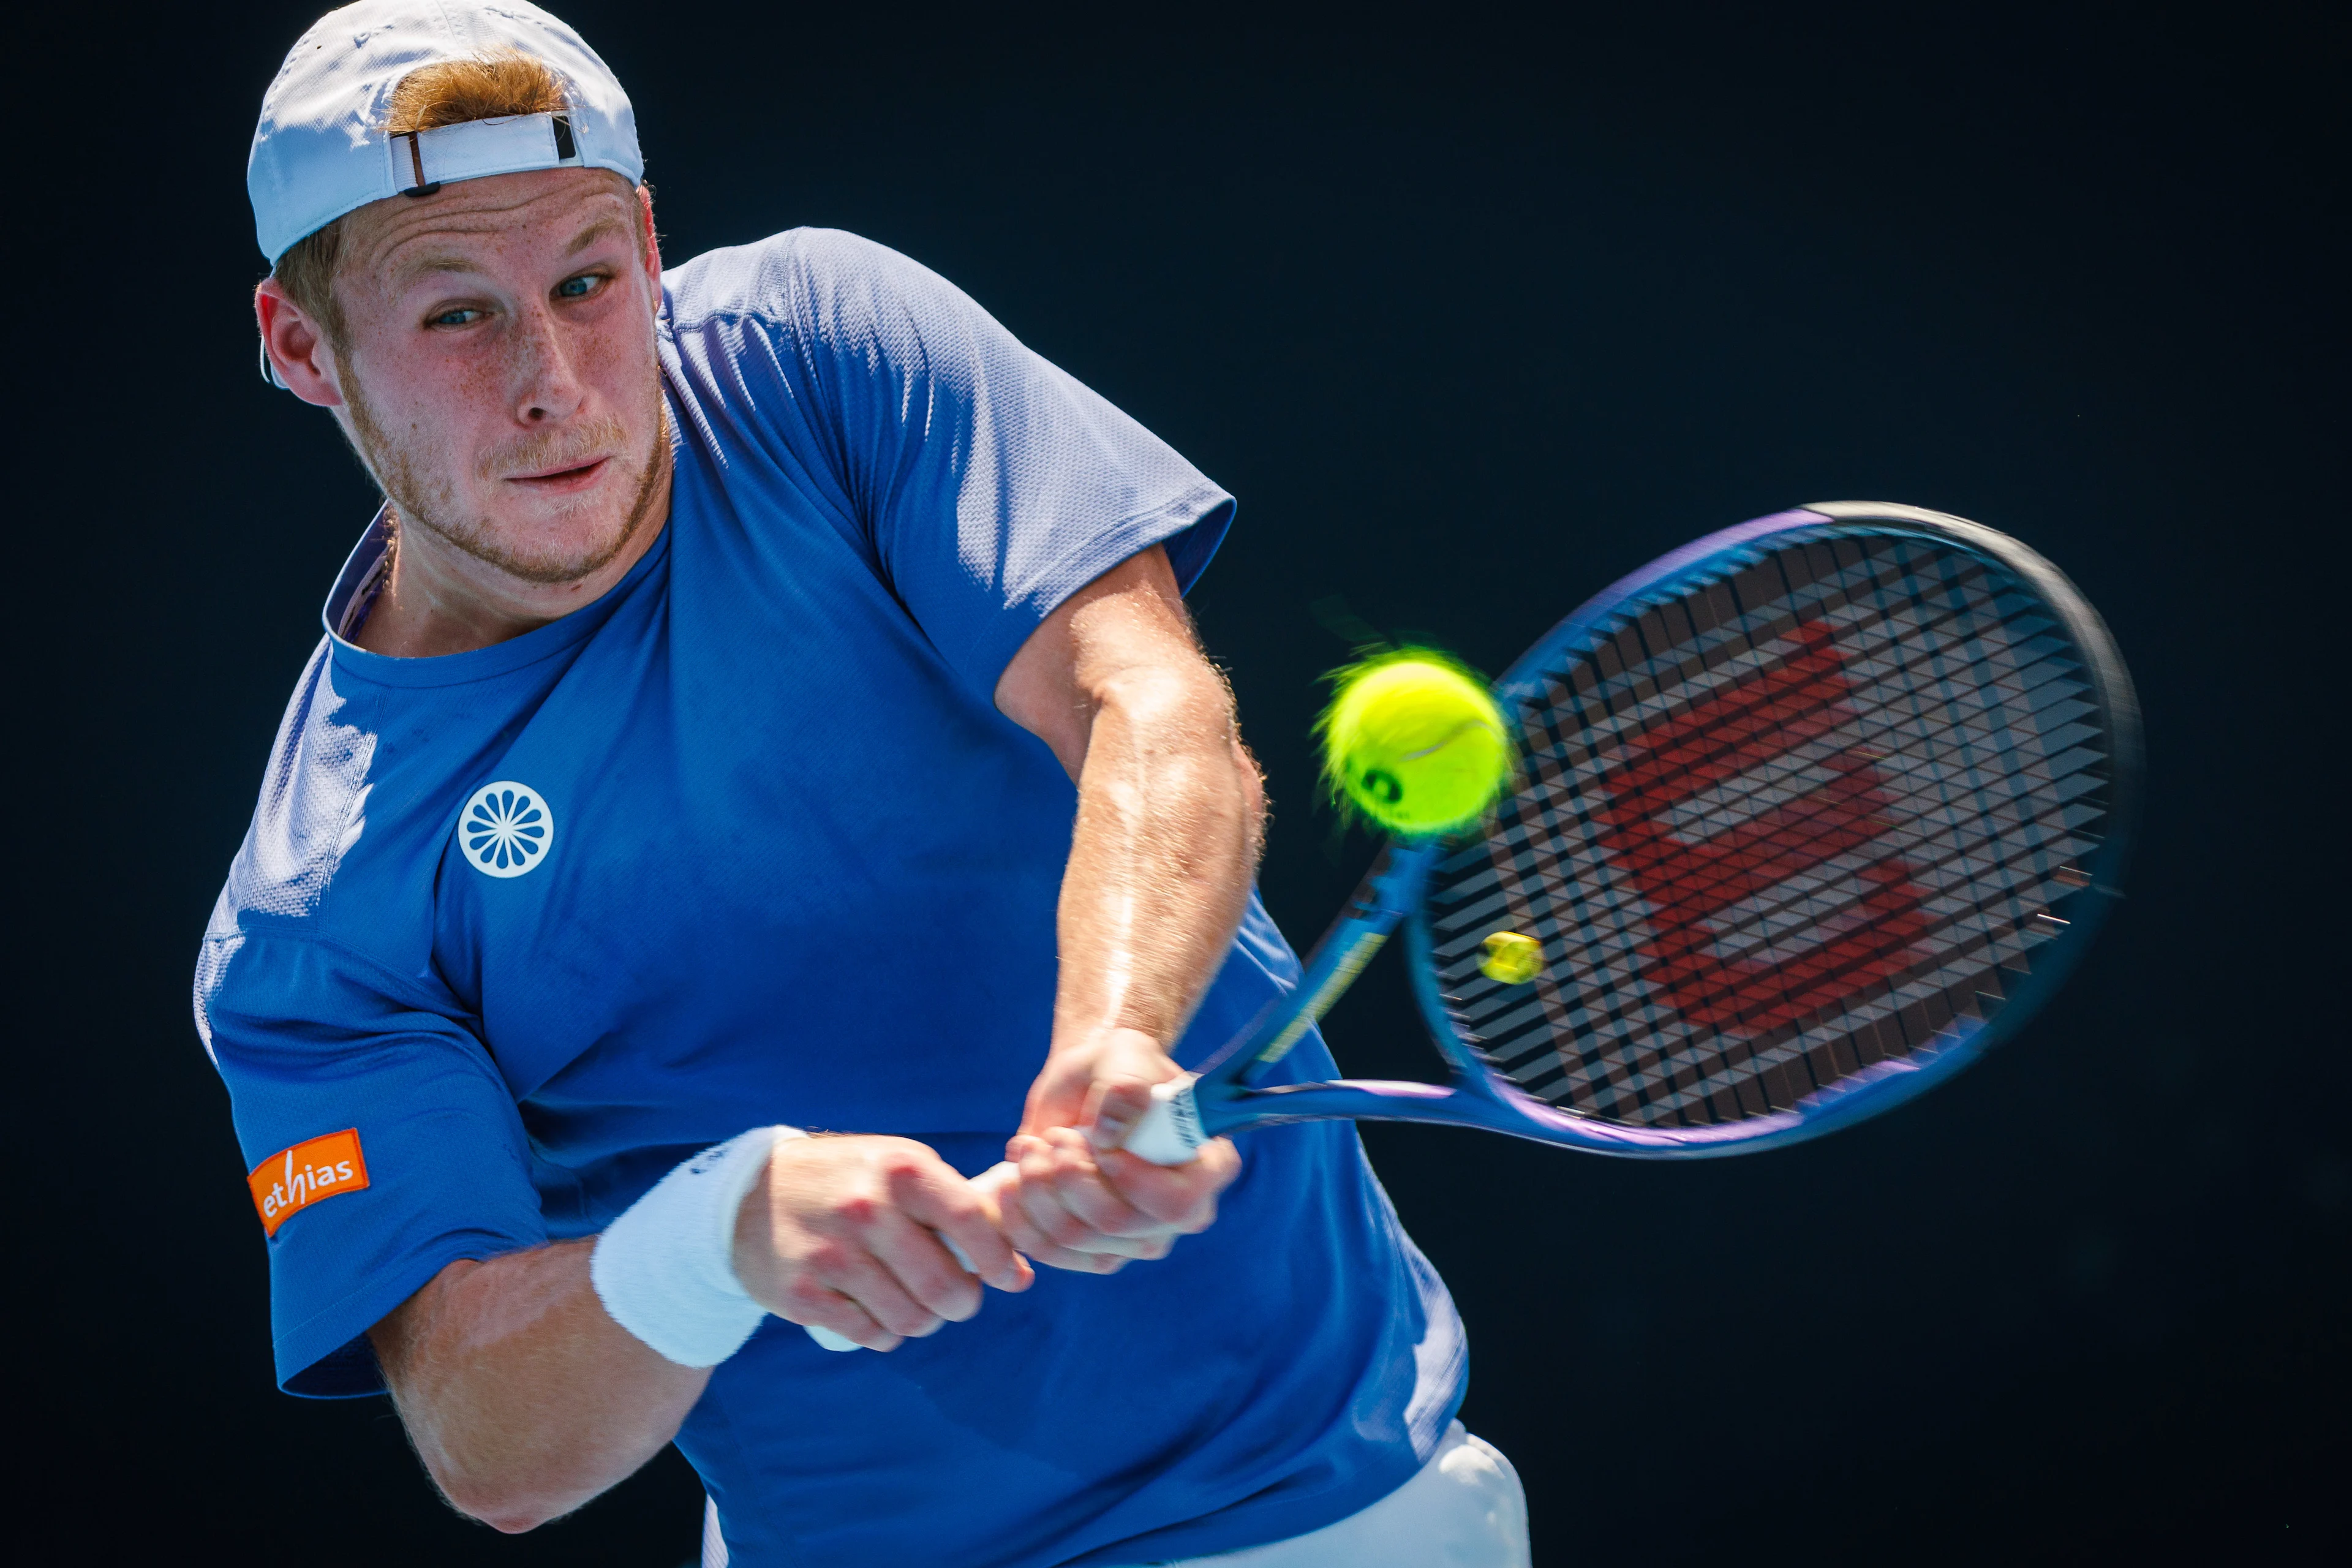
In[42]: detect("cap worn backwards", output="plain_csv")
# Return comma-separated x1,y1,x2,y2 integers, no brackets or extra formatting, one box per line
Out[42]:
247,0,643,266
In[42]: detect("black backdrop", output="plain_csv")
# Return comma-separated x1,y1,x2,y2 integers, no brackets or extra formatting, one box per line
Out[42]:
14,2,2346,1563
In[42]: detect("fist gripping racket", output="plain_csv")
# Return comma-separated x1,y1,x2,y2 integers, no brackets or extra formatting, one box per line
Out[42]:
807,502,2138,1348
1121,501,2139,1163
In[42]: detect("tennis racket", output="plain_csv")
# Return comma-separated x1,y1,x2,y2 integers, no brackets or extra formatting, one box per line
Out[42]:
806,500,2138,1349
1120,500,2139,1163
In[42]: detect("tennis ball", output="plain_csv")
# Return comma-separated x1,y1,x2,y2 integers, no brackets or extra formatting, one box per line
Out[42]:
1480,930,1543,984
1318,650,1513,837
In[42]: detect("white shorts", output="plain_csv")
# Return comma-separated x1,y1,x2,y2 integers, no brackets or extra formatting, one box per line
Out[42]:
700,1422,1530,1568
1143,1422,1530,1567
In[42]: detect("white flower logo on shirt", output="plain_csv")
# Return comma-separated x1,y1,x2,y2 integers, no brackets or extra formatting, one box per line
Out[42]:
459,781,556,878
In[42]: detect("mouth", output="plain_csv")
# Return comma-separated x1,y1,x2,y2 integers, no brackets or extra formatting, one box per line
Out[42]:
505,456,611,494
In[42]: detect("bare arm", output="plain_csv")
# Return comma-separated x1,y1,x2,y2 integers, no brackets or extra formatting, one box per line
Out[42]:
370,1136,1029,1531
990,544,1265,1270
371,1242,703,1533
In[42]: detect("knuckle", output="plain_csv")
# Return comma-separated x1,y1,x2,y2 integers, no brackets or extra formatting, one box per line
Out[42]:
1134,1191,1187,1225
881,1304,942,1337
1092,1205,1149,1238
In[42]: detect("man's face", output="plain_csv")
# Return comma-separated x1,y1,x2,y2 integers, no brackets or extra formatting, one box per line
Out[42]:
323,168,666,584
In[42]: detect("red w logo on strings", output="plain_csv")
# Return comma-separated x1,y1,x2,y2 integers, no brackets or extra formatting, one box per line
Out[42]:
1593,622,1928,1036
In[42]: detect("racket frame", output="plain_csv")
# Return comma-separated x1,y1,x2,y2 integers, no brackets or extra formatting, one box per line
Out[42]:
1140,502,2141,1162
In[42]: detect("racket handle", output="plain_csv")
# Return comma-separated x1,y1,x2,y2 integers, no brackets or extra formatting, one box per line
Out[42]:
1121,1075,1207,1166
802,1160,1015,1352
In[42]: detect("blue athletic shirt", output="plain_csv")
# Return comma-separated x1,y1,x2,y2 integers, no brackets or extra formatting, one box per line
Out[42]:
194,229,1464,1568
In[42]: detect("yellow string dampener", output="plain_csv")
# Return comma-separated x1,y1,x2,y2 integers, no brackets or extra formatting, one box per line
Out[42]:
1480,931,1542,985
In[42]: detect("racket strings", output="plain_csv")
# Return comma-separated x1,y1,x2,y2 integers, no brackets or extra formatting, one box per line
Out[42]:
1479,586,2080,993
1563,546,2095,1117
1572,547,2087,1115
1483,633,2096,980
1427,532,2116,1127
1469,782,2084,1033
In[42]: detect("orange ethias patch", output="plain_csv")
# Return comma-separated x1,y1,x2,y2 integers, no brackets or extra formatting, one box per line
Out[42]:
248,1129,370,1237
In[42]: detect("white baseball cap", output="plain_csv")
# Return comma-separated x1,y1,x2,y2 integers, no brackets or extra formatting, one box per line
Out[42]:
247,0,643,266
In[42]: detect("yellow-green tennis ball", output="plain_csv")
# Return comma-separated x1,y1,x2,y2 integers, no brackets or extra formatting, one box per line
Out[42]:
1321,654,1513,837
1480,930,1543,984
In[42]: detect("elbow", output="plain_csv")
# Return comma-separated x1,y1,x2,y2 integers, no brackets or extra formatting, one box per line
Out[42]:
1235,741,1268,861
434,1470,586,1535
449,1490,561,1536
480,1507,556,1537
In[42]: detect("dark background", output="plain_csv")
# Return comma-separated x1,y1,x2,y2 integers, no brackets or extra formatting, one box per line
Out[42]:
13,1,2345,1562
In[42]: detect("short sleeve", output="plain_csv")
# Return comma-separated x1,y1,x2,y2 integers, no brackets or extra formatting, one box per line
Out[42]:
197,931,546,1396
673,230,1235,694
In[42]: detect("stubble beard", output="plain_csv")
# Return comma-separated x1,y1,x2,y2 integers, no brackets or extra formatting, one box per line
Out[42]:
344,374,672,587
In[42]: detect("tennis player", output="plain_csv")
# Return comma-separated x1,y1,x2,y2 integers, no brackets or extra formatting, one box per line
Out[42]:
200,4,1529,1563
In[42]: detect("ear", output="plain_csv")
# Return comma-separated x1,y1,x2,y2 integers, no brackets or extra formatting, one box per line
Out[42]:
636,184,663,295
255,279,345,409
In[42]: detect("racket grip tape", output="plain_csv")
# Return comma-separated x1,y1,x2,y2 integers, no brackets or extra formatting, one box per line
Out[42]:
1120,1075,1206,1166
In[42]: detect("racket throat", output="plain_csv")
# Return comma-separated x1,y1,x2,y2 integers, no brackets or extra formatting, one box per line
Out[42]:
1257,930,1387,1066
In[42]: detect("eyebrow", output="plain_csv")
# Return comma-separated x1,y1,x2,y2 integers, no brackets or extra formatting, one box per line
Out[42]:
393,251,486,285
388,214,634,287
565,215,633,257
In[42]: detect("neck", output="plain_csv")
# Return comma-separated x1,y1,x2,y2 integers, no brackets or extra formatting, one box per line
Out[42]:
350,450,671,658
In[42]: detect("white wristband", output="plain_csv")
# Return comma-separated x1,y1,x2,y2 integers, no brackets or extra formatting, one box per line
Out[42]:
590,1125,804,1368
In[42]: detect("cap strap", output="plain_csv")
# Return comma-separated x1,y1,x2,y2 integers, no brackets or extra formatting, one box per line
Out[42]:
395,111,580,197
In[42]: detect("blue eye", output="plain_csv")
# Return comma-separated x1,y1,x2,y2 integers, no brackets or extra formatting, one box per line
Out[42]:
556,273,600,300
430,306,481,328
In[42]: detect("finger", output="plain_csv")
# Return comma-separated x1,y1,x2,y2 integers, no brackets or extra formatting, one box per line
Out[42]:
896,1161,1033,1294
970,1162,1038,1287
1010,1227,1132,1273
862,1206,991,1323
997,1152,1171,1260
1027,1250,1130,1275
781,1279,902,1354
1001,1140,1131,1271
1009,1142,1112,1252
999,1192,1129,1272
1080,1073,1161,1150
1015,1132,1174,1259
1006,1178,1166,1261
815,1241,948,1340
1033,1126,1164,1240
1057,1230,1173,1260
1094,1138,1241,1230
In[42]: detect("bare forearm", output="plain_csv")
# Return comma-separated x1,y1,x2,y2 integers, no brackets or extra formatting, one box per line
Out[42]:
992,544,1256,1246
1054,666,1265,1054
371,1241,708,1532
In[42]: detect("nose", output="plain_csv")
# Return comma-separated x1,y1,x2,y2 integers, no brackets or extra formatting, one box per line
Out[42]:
508,296,585,426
